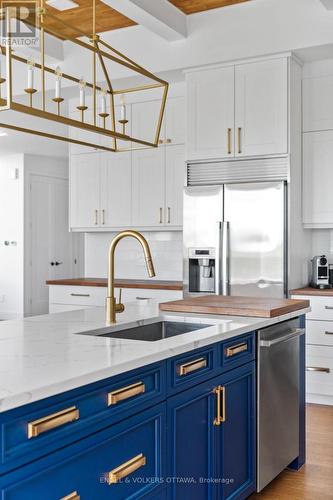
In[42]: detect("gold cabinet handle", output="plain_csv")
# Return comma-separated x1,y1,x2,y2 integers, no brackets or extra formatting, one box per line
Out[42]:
306,366,330,373
225,342,248,357
108,381,145,406
28,406,79,439
159,207,163,224
94,209,98,225
325,306,333,310
158,139,164,144
227,128,232,154
237,127,242,154
102,209,105,225
60,492,80,500
213,386,226,426
177,357,207,376
166,138,172,144
325,331,333,335
107,453,146,485
167,207,171,224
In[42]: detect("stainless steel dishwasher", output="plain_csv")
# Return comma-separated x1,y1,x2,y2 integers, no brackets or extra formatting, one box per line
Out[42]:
257,318,305,491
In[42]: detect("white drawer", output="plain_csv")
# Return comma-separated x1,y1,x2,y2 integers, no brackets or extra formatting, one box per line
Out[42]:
291,294,333,321
121,289,183,303
306,345,333,397
306,320,333,347
49,286,107,306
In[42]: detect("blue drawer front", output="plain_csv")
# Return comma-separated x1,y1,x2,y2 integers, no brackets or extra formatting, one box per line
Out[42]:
0,362,166,475
0,404,166,500
167,345,219,396
220,332,255,372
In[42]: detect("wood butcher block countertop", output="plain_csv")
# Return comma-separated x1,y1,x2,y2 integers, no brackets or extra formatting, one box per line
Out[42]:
46,278,183,291
159,295,310,318
291,287,333,297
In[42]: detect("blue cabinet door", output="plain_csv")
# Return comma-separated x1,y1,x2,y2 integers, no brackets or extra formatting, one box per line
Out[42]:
217,362,256,500
168,362,255,500
167,378,218,500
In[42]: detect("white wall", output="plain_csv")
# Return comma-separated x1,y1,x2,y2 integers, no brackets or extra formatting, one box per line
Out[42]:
0,154,25,319
85,231,182,281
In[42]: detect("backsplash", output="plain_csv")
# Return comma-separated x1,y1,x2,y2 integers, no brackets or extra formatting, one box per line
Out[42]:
85,232,183,281
312,229,333,262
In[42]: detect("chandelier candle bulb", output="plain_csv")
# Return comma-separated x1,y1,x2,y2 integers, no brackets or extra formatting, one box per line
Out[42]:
27,59,34,90
55,66,62,99
101,88,107,114
120,94,126,121
79,78,86,107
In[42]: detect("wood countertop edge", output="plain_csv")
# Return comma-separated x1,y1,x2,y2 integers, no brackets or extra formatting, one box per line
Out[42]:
46,279,183,291
291,287,333,297
159,298,310,318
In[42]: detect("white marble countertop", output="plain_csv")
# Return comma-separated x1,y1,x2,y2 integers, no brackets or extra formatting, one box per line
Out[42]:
0,301,309,412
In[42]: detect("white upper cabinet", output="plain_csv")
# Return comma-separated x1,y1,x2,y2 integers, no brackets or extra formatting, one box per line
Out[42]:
164,96,186,146
235,58,288,157
100,152,132,228
70,153,101,228
186,57,288,161
165,145,185,227
132,100,161,145
303,75,333,132
187,66,235,160
132,148,165,227
132,96,185,146
303,131,333,227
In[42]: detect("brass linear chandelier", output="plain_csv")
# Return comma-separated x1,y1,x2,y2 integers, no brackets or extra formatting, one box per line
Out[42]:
0,0,169,152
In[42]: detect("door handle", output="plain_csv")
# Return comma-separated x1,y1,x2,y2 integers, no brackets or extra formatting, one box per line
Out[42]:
259,328,305,347
213,386,226,426
222,221,230,296
227,128,232,154
55,261,63,266
102,209,105,225
306,366,330,373
159,207,163,224
167,207,171,224
325,306,333,310
50,262,55,266
237,127,242,154
94,209,98,225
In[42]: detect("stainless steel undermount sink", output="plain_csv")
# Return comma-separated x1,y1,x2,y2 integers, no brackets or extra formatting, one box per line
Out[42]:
94,321,211,342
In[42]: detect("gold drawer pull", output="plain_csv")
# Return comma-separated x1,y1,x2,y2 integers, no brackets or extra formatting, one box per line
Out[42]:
27,406,79,439
60,492,80,500
226,342,248,357
108,382,145,406
107,453,146,485
213,386,226,426
306,366,330,373
177,357,207,376
227,127,232,154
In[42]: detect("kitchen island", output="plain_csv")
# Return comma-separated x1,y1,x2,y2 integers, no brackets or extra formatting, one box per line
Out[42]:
0,298,309,499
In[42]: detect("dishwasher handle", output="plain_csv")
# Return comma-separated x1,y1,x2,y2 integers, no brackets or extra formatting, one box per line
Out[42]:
259,328,305,348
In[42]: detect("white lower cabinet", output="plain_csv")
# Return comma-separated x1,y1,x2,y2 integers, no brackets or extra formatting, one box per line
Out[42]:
291,294,333,405
49,285,183,313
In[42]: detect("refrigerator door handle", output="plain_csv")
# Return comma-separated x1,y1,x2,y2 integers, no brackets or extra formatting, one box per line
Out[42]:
222,221,230,296
215,222,223,295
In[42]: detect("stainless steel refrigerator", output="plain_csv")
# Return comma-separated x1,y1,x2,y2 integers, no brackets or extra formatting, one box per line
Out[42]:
183,181,287,298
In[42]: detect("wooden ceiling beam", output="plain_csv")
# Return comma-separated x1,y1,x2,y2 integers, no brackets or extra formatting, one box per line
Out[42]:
102,0,187,41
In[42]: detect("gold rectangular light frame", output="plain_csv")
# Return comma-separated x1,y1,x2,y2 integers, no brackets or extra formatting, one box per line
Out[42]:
0,1,169,152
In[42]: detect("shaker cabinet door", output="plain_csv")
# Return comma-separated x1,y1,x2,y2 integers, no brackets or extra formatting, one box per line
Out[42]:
235,58,288,157
132,148,165,227
164,96,186,146
303,130,333,227
187,66,235,161
165,145,185,227
70,153,101,229
100,151,132,228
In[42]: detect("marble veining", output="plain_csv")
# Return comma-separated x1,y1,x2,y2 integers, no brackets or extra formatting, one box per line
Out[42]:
0,301,310,412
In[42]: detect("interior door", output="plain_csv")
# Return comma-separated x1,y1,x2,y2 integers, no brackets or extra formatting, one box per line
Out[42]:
224,182,286,298
30,175,77,315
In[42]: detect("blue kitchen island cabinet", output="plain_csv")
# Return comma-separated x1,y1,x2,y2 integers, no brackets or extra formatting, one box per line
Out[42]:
0,331,257,499
167,361,255,500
